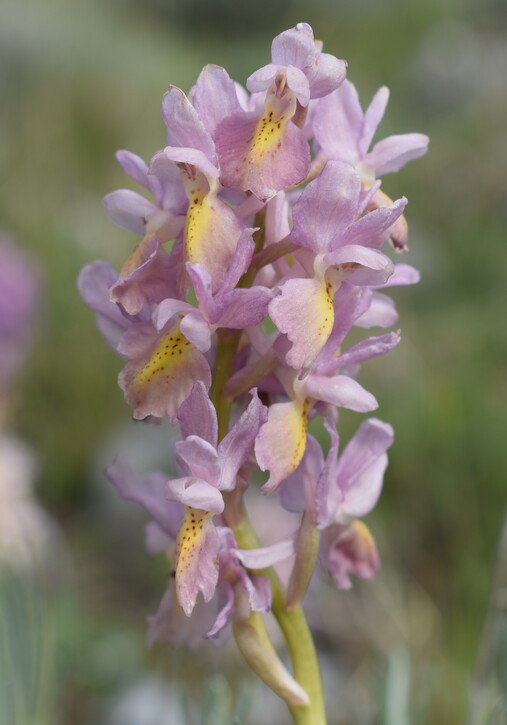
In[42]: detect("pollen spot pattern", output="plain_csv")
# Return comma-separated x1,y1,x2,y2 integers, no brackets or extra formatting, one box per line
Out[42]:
248,106,289,163
132,326,192,391
175,506,213,575
290,399,310,471
184,186,214,265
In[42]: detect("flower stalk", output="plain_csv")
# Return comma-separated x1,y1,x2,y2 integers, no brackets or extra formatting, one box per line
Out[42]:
79,21,427,724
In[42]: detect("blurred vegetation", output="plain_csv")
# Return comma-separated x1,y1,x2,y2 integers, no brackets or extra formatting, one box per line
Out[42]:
1,0,507,722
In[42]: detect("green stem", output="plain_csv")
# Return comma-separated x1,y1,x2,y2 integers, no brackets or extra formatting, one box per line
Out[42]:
233,517,326,725
209,329,241,441
210,213,326,724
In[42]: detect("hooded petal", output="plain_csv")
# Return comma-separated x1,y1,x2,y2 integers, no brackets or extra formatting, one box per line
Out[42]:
305,52,347,100
180,310,213,352
271,24,315,68
168,478,224,515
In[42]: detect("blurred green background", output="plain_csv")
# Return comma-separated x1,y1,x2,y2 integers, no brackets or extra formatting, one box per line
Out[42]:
1,0,507,722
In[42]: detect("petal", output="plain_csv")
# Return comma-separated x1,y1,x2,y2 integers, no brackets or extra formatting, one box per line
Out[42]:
366,133,429,176
145,152,188,216
324,245,394,286
177,380,218,446
269,275,335,370
313,81,362,164
312,284,372,372
235,536,296,569
183,188,244,292
358,86,389,156
174,508,220,616
279,434,324,514
335,417,394,499
147,580,217,647
106,457,182,538
265,191,291,244
255,399,309,494
289,160,361,253
340,454,388,519
111,235,182,316
119,320,211,422
354,292,398,328
161,86,215,161
302,373,378,412
217,390,268,491
205,582,235,638
315,419,340,527
152,146,218,186
103,189,157,235
383,263,420,287
333,331,400,370
342,198,408,250
218,227,256,292
320,520,379,589
215,287,274,329
116,149,150,189
216,94,310,199
189,64,242,136
77,261,129,352
145,522,171,554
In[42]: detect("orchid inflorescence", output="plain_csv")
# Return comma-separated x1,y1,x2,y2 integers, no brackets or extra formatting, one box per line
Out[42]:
79,22,427,722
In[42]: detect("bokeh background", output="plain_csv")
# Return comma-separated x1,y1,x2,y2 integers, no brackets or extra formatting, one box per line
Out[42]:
1,0,507,722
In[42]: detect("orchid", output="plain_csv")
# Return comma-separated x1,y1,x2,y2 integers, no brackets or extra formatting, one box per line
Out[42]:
80,23,427,725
